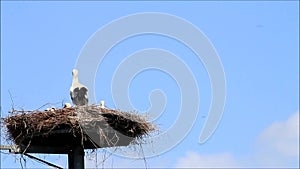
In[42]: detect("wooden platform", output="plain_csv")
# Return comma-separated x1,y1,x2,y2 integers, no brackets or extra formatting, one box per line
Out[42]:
15,128,134,154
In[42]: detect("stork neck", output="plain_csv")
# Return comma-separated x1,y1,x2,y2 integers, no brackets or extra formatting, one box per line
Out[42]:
72,76,79,84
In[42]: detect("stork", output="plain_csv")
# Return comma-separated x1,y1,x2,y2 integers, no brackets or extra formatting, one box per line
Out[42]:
70,69,88,106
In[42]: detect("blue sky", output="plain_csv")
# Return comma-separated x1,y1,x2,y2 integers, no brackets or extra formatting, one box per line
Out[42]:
1,1,299,168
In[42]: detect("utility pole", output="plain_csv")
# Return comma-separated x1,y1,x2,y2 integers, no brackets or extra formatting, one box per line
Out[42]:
68,145,84,169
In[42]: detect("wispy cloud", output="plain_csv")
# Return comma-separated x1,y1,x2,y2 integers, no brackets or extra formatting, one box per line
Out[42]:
258,111,299,157
254,111,299,167
175,152,239,168
174,111,299,168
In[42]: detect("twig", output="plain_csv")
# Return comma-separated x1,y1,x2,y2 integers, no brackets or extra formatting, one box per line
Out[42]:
140,143,148,169
8,90,15,113
34,103,52,111
20,154,26,169
21,132,33,154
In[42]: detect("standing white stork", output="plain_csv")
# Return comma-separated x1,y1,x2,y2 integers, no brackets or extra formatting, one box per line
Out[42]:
70,69,88,106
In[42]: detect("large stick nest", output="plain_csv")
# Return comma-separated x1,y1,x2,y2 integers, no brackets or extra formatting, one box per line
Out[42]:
2,105,156,151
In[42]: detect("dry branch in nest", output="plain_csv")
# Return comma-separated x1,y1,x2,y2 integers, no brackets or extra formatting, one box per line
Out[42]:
2,105,156,153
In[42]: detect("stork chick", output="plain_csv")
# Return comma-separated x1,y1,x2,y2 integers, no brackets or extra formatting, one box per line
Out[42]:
64,103,72,108
100,100,105,109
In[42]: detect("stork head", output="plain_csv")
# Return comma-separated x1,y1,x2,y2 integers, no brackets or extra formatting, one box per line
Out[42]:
72,69,78,77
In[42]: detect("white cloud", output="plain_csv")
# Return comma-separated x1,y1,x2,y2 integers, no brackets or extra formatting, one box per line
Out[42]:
258,111,299,157
254,111,299,167
175,152,239,168
174,112,299,168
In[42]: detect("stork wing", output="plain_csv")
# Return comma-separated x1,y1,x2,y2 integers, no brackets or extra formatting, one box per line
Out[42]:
70,87,88,106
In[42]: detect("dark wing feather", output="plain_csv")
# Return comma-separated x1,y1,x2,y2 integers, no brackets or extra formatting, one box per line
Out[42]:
70,87,88,106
